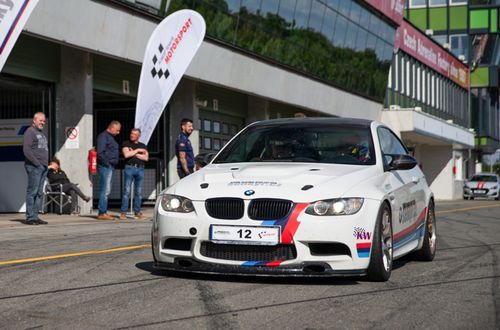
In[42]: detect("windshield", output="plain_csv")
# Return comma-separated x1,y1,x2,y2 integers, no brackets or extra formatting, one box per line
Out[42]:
470,175,498,182
213,124,375,165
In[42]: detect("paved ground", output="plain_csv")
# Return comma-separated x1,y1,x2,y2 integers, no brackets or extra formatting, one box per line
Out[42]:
0,200,499,329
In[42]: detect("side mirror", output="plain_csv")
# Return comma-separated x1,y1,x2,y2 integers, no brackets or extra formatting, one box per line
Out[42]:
386,154,418,171
195,152,217,168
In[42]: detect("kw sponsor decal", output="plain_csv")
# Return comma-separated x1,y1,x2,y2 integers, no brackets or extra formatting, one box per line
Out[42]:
356,242,371,258
353,227,371,240
399,199,416,224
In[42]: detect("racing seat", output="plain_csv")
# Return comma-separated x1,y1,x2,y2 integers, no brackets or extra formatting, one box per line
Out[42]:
41,180,75,214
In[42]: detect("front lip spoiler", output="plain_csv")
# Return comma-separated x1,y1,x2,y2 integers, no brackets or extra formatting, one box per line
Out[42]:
153,258,367,277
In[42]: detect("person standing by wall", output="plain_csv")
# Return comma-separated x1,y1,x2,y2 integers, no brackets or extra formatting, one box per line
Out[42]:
23,112,49,225
96,120,121,220
120,128,148,220
175,118,194,179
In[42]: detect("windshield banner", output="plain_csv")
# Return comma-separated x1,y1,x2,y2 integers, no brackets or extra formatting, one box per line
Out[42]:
0,0,40,72
135,9,206,144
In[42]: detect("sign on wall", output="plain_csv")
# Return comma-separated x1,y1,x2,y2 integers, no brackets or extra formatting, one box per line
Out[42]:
65,126,79,149
364,0,404,26
0,0,40,72
394,21,470,89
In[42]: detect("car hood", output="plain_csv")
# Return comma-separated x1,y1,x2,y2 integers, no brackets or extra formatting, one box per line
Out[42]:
166,163,380,201
465,181,498,189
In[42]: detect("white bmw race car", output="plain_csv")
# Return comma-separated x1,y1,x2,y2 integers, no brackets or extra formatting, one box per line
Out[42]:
152,118,436,281
463,173,500,200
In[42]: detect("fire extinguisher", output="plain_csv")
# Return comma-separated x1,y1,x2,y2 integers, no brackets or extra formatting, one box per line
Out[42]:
88,147,97,174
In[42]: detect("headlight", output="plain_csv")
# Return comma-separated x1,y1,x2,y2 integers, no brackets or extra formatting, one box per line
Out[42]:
463,186,471,190
491,185,498,190
305,198,364,216
160,194,195,213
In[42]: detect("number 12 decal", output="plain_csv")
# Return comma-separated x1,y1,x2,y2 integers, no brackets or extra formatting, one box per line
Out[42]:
237,229,251,239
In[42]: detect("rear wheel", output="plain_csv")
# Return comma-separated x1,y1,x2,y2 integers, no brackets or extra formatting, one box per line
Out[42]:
413,201,436,261
367,203,393,282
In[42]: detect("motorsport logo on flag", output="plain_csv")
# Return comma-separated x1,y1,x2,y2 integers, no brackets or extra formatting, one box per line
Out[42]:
135,9,206,145
0,0,40,72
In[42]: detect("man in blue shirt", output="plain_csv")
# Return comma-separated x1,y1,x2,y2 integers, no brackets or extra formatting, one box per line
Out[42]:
96,120,121,220
175,118,194,178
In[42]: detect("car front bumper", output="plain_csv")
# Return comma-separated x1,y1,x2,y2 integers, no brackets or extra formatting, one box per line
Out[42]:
463,188,499,198
152,198,382,275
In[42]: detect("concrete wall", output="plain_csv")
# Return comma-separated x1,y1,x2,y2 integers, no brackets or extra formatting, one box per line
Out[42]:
416,145,454,200
54,46,94,214
25,0,383,121
168,80,199,185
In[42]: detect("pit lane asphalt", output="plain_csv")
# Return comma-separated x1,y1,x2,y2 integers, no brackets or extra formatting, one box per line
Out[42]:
0,200,499,329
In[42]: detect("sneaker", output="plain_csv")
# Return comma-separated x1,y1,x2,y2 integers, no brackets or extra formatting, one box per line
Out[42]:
119,213,127,220
36,219,48,225
22,219,39,225
134,212,144,220
97,213,114,220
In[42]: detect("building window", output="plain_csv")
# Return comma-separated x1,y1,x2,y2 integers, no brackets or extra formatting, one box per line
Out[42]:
406,59,411,97
429,0,447,6
450,34,469,62
432,35,448,47
409,0,426,7
417,65,421,101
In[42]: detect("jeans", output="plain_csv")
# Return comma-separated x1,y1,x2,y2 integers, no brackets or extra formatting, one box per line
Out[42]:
121,165,145,214
61,183,87,212
25,164,48,221
98,165,114,215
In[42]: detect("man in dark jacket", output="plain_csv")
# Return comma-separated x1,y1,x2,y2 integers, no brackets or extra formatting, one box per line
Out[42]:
23,112,49,225
96,120,121,220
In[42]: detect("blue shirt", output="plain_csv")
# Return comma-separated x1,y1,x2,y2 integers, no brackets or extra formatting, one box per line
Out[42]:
97,130,119,167
175,132,194,169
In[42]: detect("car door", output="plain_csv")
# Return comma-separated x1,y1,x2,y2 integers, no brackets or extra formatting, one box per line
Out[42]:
377,127,423,251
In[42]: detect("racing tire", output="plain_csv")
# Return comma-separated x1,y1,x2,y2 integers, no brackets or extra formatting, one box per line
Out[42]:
412,201,436,261
367,203,393,282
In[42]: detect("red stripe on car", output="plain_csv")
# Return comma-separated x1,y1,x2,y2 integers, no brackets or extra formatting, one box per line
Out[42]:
281,203,309,244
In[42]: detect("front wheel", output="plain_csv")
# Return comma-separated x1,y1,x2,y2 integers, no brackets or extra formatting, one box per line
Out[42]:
412,201,436,261
367,203,393,282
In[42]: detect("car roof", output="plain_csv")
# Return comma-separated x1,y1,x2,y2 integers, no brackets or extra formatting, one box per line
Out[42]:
251,117,374,128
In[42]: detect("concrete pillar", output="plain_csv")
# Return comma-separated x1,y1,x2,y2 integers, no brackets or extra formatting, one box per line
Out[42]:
418,145,454,200
168,79,198,185
247,96,269,123
54,46,93,214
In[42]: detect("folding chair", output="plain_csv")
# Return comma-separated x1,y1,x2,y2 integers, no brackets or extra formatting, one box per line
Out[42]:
41,180,74,214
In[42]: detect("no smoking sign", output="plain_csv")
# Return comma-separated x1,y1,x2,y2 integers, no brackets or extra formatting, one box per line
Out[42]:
65,126,79,149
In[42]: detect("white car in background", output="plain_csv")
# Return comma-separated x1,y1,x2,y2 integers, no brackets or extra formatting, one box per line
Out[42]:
463,173,500,200
152,118,436,281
